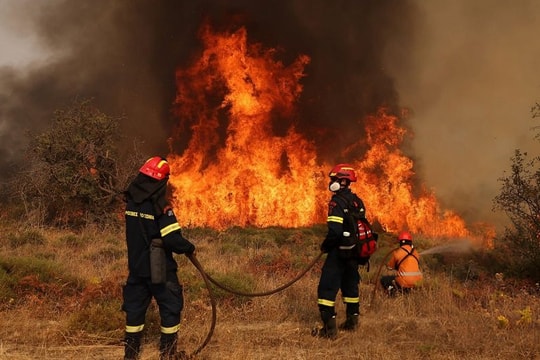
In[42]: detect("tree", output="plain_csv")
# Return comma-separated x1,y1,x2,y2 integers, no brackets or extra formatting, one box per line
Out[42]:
13,99,146,228
493,103,540,280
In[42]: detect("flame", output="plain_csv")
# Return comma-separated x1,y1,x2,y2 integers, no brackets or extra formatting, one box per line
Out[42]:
167,24,481,240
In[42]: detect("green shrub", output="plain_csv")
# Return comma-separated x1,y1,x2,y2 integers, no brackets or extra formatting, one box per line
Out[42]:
9,229,46,247
218,242,244,255
86,246,124,263
67,299,124,333
58,233,85,248
0,255,83,296
0,266,16,303
207,271,255,307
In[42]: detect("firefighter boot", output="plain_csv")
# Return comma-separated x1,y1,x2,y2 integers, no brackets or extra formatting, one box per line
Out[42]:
339,313,359,331
124,331,142,360
340,303,359,331
159,332,178,360
317,309,338,339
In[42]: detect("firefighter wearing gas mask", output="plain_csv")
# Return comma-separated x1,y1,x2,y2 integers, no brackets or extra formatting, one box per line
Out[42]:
122,156,195,360
315,163,367,339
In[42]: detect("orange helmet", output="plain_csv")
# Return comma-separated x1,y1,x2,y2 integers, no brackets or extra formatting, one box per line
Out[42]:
139,156,170,180
397,231,413,242
329,163,357,182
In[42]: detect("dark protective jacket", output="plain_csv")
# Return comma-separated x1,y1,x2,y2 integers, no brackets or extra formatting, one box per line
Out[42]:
320,188,366,253
125,198,195,278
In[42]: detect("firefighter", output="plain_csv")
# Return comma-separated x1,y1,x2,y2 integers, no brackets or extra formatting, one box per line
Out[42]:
122,156,195,360
315,163,367,338
380,231,423,295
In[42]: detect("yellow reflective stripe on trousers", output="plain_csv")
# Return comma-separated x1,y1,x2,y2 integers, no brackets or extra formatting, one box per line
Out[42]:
327,216,343,223
161,324,180,334
343,296,359,304
318,299,335,307
161,223,181,237
125,324,145,333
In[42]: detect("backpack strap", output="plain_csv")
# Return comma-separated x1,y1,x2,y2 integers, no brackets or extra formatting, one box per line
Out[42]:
395,245,419,270
333,193,351,212
333,193,356,229
136,204,151,249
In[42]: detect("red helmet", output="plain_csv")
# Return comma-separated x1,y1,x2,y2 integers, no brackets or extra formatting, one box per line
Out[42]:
329,163,357,182
139,156,170,180
397,231,413,242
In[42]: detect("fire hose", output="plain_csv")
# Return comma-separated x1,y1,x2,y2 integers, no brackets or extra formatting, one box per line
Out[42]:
185,251,323,358
185,253,218,358
369,246,400,306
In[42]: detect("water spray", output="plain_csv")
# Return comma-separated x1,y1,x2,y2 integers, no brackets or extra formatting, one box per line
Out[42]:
419,238,473,256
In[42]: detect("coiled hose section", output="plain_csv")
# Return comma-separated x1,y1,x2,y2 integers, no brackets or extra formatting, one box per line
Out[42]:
186,251,323,358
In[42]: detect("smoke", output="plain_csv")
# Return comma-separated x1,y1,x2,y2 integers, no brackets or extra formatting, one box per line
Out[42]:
419,239,474,256
0,0,537,231
384,0,540,230
0,0,415,172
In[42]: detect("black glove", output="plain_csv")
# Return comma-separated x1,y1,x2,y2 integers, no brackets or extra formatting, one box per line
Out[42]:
320,238,335,253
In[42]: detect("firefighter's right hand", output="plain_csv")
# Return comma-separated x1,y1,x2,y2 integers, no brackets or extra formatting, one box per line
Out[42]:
320,241,331,253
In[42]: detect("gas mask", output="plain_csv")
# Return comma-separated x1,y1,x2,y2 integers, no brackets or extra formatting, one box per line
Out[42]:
329,180,341,192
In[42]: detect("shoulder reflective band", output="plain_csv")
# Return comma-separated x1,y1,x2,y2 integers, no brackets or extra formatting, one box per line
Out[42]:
327,216,343,223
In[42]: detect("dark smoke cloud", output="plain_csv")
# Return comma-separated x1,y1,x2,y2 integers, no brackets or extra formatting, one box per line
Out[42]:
1,0,537,230
0,0,415,172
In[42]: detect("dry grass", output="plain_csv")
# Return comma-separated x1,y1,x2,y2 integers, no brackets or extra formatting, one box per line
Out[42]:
0,222,539,360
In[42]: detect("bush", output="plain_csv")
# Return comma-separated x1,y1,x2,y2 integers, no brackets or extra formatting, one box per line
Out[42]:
492,105,540,281
207,271,256,307
11,98,146,229
9,229,46,247
67,299,124,333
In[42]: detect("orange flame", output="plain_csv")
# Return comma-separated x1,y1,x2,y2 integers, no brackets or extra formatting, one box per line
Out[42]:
167,24,478,239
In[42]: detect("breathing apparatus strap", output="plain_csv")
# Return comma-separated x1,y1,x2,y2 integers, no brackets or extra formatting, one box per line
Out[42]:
136,205,151,248
395,245,419,270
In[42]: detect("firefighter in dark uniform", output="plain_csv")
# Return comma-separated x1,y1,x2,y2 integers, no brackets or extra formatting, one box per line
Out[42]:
122,156,195,360
316,164,367,339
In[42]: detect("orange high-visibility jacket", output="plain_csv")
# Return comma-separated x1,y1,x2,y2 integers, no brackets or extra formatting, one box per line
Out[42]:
387,245,423,288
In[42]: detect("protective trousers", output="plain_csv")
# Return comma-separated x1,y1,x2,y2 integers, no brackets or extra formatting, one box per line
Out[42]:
317,250,360,309
123,272,184,328
122,272,184,358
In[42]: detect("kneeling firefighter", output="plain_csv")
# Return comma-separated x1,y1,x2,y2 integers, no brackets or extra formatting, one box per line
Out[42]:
380,231,423,295
122,156,195,360
316,163,370,338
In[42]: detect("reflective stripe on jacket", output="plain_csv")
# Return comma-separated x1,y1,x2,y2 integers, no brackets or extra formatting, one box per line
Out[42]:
125,199,194,277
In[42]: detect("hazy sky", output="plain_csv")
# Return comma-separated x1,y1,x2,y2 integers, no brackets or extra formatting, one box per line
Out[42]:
0,1,48,67
385,0,540,228
0,0,538,231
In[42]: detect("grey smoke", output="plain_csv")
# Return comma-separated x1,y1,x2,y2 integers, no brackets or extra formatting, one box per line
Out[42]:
385,0,540,230
419,239,473,256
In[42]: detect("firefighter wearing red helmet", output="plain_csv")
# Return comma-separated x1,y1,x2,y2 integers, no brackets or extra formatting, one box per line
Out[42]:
380,231,423,295
122,156,195,360
315,163,369,338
